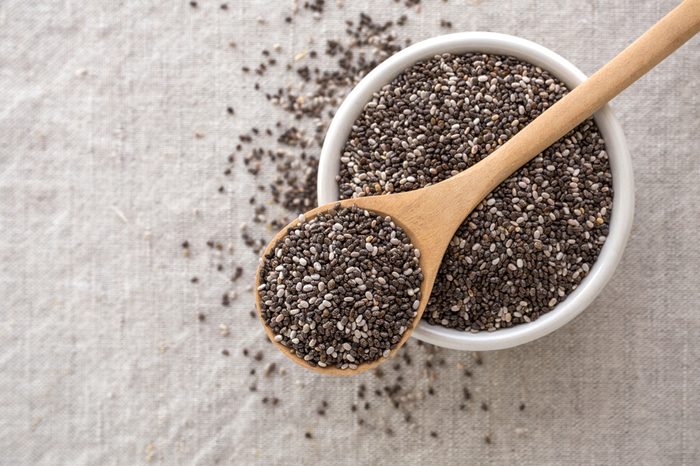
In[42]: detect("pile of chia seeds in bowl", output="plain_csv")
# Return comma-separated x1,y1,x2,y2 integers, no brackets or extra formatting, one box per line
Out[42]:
258,205,423,369
337,53,613,332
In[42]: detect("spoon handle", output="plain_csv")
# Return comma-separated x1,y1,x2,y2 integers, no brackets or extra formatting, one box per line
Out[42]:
462,0,700,193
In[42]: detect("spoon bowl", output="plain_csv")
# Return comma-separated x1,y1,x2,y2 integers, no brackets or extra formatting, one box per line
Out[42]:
255,197,438,375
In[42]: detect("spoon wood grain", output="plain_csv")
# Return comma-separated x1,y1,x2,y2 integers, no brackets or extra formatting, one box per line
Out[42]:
255,0,700,375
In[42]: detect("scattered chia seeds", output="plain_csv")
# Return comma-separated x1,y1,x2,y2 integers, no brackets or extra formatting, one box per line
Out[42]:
227,13,409,236
337,53,613,331
182,2,528,438
258,205,423,369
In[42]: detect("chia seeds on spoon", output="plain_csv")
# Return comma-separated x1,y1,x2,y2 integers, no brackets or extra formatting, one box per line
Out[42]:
337,53,613,331
257,205,423,369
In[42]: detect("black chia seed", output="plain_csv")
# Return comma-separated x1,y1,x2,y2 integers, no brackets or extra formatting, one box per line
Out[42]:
257,205,423,369
337,53,613,331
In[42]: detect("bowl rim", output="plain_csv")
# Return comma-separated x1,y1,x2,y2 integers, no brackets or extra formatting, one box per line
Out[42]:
318,32,634,351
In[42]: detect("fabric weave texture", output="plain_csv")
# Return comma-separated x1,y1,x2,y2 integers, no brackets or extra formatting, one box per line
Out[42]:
1,1,698,464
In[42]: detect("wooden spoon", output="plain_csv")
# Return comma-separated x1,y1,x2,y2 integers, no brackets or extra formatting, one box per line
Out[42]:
255,0,700,375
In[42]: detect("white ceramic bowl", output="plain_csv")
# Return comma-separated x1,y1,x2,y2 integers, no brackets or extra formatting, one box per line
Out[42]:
317,32,634,351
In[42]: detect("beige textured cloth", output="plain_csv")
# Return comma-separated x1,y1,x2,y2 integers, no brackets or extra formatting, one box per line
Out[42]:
1,1,699,464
